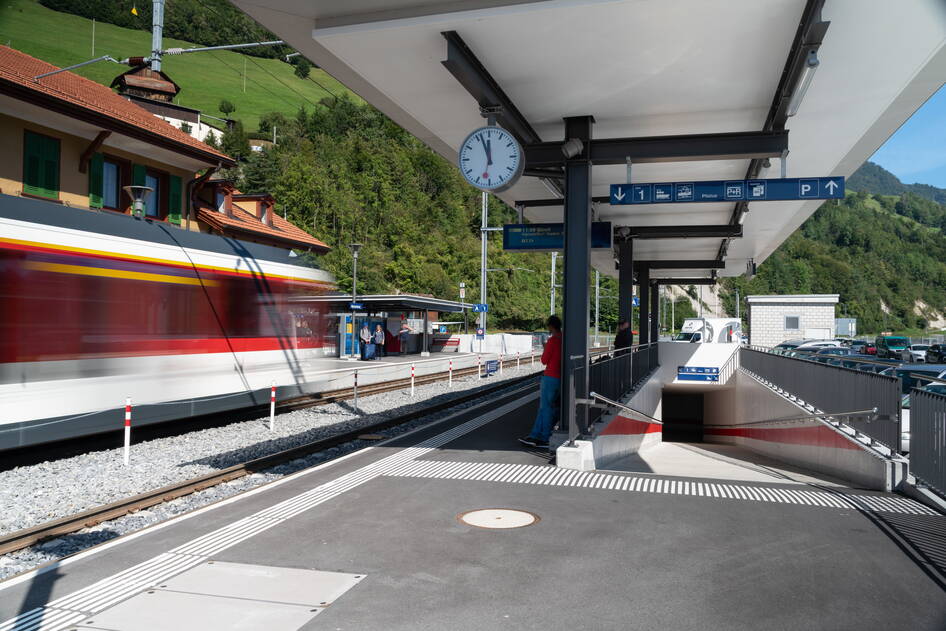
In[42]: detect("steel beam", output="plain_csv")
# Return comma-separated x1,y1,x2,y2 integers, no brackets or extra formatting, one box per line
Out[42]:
524,130,788,169
625,225,742,239
515,196,610,207
634,260,726,270
617,240,634,325
652,278,717,286
561,115,594,442
649,283,659,344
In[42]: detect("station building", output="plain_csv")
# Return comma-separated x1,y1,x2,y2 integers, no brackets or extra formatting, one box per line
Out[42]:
747,293,839,348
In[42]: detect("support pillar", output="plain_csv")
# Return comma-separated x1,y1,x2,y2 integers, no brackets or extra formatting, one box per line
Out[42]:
617,239,634,343
638,266,650,346
649,282,659,343
561,115,594,442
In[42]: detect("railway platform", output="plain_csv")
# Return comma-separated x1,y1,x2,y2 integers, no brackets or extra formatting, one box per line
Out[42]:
2,383,944,631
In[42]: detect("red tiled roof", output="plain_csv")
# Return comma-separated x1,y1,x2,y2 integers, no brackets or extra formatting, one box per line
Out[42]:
198,200,330,252
0,46,232,165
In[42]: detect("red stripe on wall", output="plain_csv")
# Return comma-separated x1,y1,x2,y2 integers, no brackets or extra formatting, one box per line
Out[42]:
704,424,861,451
9,337,322,362
600,415,662,436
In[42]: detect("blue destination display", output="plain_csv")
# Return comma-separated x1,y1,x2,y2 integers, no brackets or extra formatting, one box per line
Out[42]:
349,302,365,310
503,222,612,251
677,366,719,382
610,177,844,205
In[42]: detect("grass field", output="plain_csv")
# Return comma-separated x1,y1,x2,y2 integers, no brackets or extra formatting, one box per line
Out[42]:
0,0,358,130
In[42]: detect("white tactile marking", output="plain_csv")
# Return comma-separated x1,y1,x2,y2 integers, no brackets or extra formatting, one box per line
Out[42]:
0,394,536,631
388,460,941,517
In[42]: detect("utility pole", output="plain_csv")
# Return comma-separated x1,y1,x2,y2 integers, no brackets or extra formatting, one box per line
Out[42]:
735,288,740,320
671,287,675,333
594,270,600,346
550,251,558,315
150,0,165,72
91,18,95,56
243,55,247,93
480,191,488,332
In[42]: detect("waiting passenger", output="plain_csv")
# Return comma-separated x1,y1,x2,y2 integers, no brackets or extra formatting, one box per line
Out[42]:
614,320,632,350
398,322,413,355
519,315,562,450
374,324,386,358
359,323,373,360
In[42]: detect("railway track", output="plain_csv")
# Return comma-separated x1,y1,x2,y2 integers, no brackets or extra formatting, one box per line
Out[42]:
0,368,541,558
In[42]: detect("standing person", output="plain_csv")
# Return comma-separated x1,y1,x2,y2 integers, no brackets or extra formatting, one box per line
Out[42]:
359,323,372,361
398,322,413,355
373,324,386,359
519,315,562,450
614,320,632,351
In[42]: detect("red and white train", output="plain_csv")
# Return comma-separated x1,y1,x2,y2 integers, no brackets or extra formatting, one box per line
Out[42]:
0,196,336,450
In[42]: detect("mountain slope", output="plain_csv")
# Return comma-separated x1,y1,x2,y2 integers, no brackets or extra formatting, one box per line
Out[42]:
849,161,946,206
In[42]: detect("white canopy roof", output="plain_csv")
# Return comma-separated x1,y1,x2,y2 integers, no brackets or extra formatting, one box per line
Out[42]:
232,0,946,280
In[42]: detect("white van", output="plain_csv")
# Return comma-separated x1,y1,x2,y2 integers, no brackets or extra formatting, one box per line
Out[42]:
672,318,741,344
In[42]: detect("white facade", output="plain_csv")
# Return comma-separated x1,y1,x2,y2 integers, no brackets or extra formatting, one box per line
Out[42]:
746,294,839,348
152,113,223,145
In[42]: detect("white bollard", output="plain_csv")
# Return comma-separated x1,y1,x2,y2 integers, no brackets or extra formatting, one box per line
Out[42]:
517,351,520,371
531,350,535,367
353,370,359,412
499,353,504,375
478,355,482,379
449,360,453,388
411,363,415,397
269,381,276,432
123,397,131,466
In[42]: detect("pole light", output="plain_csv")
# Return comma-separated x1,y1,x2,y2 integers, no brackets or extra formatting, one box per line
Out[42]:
348,243,362,360
123,185,153,218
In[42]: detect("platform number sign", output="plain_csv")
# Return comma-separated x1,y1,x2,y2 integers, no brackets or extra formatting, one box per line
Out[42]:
458,126,524,193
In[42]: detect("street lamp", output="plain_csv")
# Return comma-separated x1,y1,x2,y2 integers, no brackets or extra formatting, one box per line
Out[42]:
347,243,362,360
123,185,153,218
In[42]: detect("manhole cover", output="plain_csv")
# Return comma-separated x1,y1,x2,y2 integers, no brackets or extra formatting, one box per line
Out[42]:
457,508,539,529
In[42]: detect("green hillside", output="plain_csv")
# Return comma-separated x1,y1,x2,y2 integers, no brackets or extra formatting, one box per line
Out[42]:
0,0,357,130
849,161,946,206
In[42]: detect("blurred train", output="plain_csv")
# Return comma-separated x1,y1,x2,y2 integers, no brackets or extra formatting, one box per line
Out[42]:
0,196,336,450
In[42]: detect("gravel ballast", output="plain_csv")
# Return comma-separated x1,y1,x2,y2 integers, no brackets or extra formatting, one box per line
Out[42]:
0,366,541,581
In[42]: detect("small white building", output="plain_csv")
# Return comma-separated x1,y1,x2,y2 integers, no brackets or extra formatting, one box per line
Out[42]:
746,294,839,348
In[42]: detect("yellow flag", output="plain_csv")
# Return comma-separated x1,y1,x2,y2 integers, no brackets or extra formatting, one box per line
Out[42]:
131,5,138,15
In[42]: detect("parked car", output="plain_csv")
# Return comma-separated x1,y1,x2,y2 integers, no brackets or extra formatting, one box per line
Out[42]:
875,335,910,359
901,344,929,363
926,344,946,363
772,339,807,354
879,363,946,394
796,339,843,350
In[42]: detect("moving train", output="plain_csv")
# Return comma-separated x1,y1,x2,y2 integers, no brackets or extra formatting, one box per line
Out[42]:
0,196,336,450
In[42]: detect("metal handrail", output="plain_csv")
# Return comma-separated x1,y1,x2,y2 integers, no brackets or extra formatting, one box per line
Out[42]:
583,391,663,425
705,407,884,428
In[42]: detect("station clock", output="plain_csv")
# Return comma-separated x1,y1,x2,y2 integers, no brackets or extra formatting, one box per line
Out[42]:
457,125,524,193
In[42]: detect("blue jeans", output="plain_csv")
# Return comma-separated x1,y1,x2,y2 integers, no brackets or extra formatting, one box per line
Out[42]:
529,375,560,442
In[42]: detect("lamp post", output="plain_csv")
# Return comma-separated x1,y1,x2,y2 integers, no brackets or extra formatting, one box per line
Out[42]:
122,185,153,218
348,243,362,360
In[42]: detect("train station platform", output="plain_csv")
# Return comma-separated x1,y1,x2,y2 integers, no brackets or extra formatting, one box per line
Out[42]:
2,384,944,631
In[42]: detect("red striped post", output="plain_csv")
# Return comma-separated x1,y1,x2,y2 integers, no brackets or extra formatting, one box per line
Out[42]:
123,397,131,466
531,350,534,367
448,359,453,388
353,370,359,412
269,382,276,432
410,363,416,397
517,351,520,371
499,353,504,376
478,354,482,378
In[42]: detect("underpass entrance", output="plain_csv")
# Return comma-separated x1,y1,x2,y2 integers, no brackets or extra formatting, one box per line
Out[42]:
662,391,704,443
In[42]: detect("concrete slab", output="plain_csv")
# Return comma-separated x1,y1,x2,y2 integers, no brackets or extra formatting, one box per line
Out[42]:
605,442,851,485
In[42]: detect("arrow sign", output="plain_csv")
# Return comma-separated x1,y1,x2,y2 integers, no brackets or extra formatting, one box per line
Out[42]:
472,303,489,313
610,176,844,205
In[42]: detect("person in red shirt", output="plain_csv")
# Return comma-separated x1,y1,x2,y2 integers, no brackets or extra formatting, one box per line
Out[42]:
519,315,562,449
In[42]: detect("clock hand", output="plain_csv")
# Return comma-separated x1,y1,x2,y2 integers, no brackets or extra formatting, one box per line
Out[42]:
485,138,493,166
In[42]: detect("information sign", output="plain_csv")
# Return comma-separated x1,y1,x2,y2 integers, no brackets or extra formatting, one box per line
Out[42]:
349,302,365,311
632,296,640,307
677,366,720,382
475,327,485,340
472,303,489,313
610,177,844,205
503,222,612,251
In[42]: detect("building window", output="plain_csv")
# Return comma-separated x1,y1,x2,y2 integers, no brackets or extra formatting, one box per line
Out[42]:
785,315,800,330
23,130,60,199
102,160,121,209
144,172,162,218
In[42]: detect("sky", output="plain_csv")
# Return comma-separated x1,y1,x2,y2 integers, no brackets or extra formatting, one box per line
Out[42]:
870,84,946,188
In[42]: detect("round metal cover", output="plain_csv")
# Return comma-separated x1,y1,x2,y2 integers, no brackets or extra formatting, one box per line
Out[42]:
457,508,539,529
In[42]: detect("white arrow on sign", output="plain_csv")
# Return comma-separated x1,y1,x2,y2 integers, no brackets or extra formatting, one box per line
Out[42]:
613,187,626,201
825,180,839,195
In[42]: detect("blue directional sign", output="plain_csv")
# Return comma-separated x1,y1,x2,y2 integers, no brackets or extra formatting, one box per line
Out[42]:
349,302,365,311
472,303,489,313
632,296,640,307
610,177,844,205
677,366,720,382
503,222,612,251
475,327,485,340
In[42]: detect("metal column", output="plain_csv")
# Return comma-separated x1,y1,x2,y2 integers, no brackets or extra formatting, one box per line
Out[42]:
649,282,660,343
617,239,634,330
638,265,650,346
561,115,594,442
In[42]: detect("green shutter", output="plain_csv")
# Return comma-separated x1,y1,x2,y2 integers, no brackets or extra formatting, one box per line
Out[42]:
132,164,146,186
24,131,59,199
168,175,182,225
88,153,104,208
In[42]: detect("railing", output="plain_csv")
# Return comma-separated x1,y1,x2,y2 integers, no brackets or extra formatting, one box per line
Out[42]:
740,347,901,452
910,388,946,497
576,343,660,430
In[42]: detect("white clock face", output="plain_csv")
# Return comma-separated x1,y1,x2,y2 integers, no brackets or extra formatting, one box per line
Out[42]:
457,126,524,192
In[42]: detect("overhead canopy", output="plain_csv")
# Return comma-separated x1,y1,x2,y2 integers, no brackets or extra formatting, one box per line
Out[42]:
294,293,473,314
233,0,946,280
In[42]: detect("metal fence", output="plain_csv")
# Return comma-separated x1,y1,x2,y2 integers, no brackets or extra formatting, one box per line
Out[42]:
578,343,659,427
740,347,901,451
910,388,946,497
